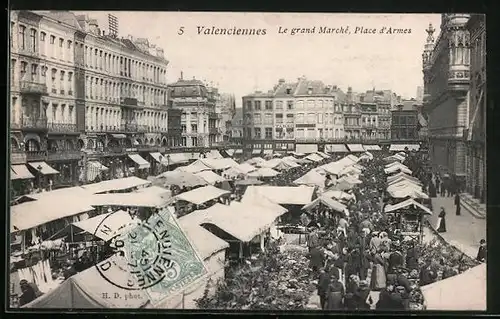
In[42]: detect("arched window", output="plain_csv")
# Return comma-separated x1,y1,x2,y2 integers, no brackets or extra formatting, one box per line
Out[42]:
11,137,19,149
96,140,104,151
77,139,85,150
87,139,95,150
25,139,39,151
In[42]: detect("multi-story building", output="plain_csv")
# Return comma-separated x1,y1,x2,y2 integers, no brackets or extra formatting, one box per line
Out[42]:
217,92,236,143
229,108,243,145
391,100,419,140
242,77,346,154
464,14,486,202
343,87,361,139
416,86,424,104
357,89,398,140
422,15,471,188
359,102,378,140
168,75,223,148
10,10,171,192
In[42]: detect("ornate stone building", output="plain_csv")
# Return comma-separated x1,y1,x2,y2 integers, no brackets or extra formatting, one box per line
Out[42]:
422,14,471,188
464,14,486,202
10,10,171,193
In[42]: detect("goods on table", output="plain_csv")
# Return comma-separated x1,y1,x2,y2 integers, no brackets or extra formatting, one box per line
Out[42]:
196,244,315,310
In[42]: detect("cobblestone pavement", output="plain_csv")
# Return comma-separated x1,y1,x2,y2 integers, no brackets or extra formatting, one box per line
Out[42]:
427,196,487,259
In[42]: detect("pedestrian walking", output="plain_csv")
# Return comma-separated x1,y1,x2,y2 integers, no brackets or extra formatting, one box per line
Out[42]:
436,207,447,233
454,192,461,216
317,268,331,310
476,239,486,262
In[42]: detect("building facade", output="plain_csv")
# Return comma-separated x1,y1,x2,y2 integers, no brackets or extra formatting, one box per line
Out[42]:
464,14,486,202
422,14,471,188
168,76,225,149
391,100,419,140
10,10,170,193
229,108,243,145
217,93,236,143
242,77,346,153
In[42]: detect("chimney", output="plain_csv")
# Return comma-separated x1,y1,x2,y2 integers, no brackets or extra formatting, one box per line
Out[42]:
278,78,285,85
347,86,353,103
307,87,313,95
180,71,183,80
88,19,99,35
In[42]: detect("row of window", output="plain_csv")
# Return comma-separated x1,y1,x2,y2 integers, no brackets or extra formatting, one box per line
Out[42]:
248,127,347,139
245,99,343,111
11,22,167,86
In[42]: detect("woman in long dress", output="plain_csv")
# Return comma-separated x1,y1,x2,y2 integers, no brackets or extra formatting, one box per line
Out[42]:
437,207,447,233
370,252,387,291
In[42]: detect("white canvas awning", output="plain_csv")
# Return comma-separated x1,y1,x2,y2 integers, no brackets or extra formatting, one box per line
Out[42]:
194,171,226,185
154,171,207,188
305,153,324,162
175,160,212,174
90,192,168,208
252,149,262,155
384,198,432,215
303,196,348,215
72,210,134,241
175,185,230,205
346,144,365,152
165,153,191,165
363,145,382,151
243,185,315,205
150,152,163,163
325,144,348,153
200,158,239,170
293,170,325,187
81,176,151,194
128,154,151,169
225,149,235,156
295,144,318,154
421,264,486,311
234,149,243,155
247,167,280,178
11,165,35,180
28,162,59,175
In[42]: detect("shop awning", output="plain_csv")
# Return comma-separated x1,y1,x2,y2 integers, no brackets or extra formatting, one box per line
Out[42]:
88,161,109,171
325,144,349,153
263,150,273,155
28,162,60,175
304,153,324,162
11,165,35,180
252,149,262,155
293,170,325,188
389,144,419,151
87,161,109,182
128,154,151,170
111,134,126,139
150,152,163,163
165,153,191,165
363,145,382,151
200,158,239,170
234,149,243,155
225,149,235,156
346,144,365,152
296,144,318,154
175,185,230,205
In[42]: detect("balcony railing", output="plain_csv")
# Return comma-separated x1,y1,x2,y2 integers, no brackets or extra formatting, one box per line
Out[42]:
48,122,78,133
108,146,125,154
124,123,138,132
362,123,378,129
20,81,48,95
120,97,141,108
22,117,48,130
47,150,82,161
344,123,361,129
26,150,48,162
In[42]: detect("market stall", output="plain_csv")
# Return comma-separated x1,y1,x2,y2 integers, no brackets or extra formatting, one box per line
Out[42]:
247,167,280,178
175,185,231,206
195,171,227,185
420,263,486,311
384,198,433,243
153,171,208,188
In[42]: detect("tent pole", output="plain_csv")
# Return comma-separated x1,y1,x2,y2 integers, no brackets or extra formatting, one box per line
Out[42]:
71,226,74,243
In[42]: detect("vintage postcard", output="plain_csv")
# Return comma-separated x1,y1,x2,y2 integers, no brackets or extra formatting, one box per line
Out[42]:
9,11,486,311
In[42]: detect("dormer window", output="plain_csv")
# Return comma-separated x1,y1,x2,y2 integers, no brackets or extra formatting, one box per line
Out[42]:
308,87,313,95
286,88,291,94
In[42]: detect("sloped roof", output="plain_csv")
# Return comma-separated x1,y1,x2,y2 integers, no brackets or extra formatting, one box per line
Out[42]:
39,11,84,31
274,81,299,97
294,79,328,95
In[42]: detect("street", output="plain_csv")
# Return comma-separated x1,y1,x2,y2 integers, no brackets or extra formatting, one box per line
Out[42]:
427,196,486,259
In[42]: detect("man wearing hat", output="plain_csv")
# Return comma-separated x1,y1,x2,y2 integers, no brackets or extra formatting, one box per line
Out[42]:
476,239,486,262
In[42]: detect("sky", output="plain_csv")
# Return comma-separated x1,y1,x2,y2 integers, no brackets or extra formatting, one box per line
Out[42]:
77,12,442,107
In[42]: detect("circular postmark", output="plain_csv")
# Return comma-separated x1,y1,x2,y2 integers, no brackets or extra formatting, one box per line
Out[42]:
93,211,174,290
